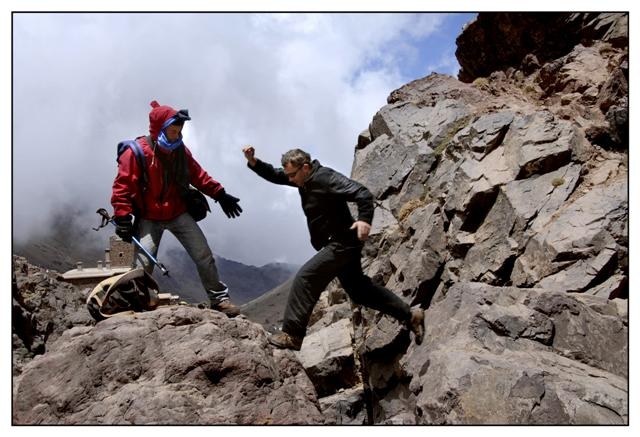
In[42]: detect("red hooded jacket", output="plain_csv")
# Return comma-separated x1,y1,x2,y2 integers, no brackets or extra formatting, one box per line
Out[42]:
111,101,224,220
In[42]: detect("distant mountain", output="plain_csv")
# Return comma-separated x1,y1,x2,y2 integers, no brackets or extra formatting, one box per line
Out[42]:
158,246,298,305
12,207,106,274
13,218,299,306
240,277,293,333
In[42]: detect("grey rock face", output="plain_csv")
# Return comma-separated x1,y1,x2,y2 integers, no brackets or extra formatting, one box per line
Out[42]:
402,283,627,424
340,11,628,424
320,385,367,425
12,255,94,382
13,307,324,425
297,318,359,397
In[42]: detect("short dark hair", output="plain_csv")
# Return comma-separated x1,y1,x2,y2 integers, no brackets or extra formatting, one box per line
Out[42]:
281,148,311,167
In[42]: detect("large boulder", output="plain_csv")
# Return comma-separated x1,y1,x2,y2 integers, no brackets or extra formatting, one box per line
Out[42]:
402,283,628,424
345,11,628,425
13,307,324,424
12,255,94,388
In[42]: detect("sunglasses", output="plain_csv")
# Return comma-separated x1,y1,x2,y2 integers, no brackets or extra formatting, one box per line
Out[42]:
284,166,303,178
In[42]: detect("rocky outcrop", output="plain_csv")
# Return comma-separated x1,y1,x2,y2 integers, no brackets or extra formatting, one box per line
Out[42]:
456,13,628,83
13,306,324,424
12,256,94,385
404,283,627,424
300,12,627,424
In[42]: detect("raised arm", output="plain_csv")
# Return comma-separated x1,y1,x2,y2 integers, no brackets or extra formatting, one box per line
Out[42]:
243,145,295,187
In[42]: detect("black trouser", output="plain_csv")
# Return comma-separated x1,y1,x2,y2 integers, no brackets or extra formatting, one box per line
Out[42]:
282,240,411,339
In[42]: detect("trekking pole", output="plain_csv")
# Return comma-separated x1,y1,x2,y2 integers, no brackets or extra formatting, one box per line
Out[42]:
93,208,170,276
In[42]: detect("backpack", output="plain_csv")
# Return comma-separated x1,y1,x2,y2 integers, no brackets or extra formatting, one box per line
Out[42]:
86,268,180,321
116,137,211,221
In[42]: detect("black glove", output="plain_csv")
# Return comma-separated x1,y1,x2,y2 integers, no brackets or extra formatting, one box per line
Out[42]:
216,190,243,218
113,215,134,242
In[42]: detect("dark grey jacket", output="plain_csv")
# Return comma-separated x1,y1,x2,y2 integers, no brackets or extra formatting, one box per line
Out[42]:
249,159,374,250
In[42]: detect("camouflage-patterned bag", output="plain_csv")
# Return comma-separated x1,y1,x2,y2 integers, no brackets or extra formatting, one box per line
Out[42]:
86,268,178,321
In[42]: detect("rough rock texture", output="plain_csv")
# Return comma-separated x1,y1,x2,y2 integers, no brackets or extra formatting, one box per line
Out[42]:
297,318,359,397
303,12,628,424
319,385,367,425
12,255,94,387
456,13,628,83
13,306,324,425
403,283,627,424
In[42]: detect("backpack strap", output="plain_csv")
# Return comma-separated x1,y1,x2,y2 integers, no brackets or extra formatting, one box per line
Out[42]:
117,138,150,217
117,138,148,187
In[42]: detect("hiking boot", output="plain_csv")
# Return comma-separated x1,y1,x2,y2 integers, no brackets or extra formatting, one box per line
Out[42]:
409,307,425,345
268,332,303,351
211,300,240,318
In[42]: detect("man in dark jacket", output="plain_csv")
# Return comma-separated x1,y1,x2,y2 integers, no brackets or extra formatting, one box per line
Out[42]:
242,146,424,350
111,100,242,317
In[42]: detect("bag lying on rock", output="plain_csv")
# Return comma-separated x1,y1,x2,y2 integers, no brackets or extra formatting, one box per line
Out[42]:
86,268,180,321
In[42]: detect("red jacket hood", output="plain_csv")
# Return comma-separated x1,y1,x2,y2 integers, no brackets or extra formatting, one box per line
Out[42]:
148,100,178,140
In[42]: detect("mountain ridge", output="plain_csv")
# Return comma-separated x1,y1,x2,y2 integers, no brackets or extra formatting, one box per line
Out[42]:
14,233,299,305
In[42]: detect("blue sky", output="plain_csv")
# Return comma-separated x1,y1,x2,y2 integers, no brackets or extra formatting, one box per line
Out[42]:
11,11,477,267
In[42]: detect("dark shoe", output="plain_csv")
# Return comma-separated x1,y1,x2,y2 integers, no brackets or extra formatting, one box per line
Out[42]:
268,332,303,351
211,300,240,318
409,307,425,345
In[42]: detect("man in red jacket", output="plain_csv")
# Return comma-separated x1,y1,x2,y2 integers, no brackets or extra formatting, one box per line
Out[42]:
111,100,242,316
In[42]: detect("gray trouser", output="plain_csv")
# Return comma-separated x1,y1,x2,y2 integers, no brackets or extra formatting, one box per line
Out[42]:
134,213,229,304
282,240,411,339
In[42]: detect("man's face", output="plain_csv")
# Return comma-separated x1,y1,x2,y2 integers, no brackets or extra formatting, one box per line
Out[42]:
284,162,310,187
165,123,183,142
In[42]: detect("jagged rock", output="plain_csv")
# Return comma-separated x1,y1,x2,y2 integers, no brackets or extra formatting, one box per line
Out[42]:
388,149,437,217
597,63,628,113
12,255,94,382
503,163,582,232
537,245,618,293
353,97,472,200
506,111,581,179
345,12,627,425
308,301,352,333
511,178,627,287
456,110,514,159
585,274,627,299
386,203,446,303
456,13,627,83
368,198,398,236
319,385,367,425
387,73,486,106
537,44,611,97
605,98,628,146
576,13,628,47
298,318,359,397
13,306,324,424
401,283,628,424
458,163,582,284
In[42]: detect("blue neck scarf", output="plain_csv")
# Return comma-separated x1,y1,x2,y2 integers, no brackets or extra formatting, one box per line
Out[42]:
157,116,184,151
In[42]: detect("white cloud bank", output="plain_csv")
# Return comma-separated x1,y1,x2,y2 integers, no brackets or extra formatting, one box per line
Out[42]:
12,12,467,266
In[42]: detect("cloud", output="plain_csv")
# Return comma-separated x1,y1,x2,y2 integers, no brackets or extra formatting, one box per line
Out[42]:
12,12,459,266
